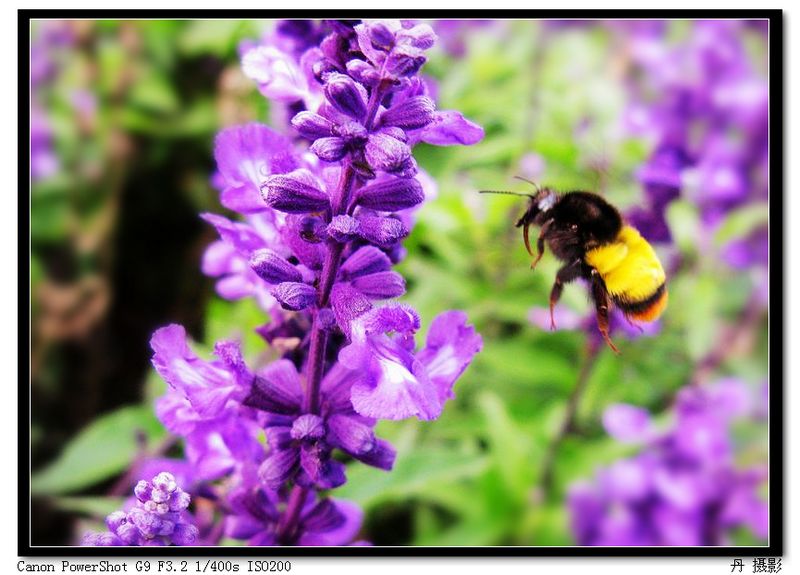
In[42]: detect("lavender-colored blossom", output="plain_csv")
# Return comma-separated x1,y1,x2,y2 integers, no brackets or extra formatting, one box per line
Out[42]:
618,20,768,250
147,18,483,547
225,479,364,546
569,379,767,546
150,325,264,480
30,21,75,181
82,472,198,546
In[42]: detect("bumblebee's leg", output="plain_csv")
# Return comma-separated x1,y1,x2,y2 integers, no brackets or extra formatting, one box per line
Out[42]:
529,219,553,271
549,259,582,330
590,270,620,354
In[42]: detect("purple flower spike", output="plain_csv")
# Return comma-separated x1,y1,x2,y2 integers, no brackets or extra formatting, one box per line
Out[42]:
262,171,330,214
250,249,303,284
570,379,767,546
324,73,367,120
272,282,318,311
83,472,197,547
172,19,484,547
355,177,424,211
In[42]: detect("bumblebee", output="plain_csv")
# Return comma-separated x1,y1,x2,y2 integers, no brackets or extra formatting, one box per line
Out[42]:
482,181,667,353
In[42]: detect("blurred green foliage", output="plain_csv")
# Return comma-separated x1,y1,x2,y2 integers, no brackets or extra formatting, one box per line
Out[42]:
31,20,769,547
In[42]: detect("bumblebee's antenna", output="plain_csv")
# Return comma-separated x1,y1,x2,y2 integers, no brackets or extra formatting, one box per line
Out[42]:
512,175,542,194
478,190,535,198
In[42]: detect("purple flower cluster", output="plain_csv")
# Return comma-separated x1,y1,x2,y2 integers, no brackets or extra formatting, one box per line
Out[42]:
134,20,483,547
568,379,768,546
620,20,768,252
82,472,198,546
30,21,73,181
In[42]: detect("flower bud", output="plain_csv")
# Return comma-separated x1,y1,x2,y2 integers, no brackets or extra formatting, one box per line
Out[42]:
357,215,409,247
291,111,335,139
262,173,330,214
365,133,412,173
324,74,367,120
291,414,326,441
310,137,348,162
381,96,436,130
326,215,361,243
351,271,406,299
250,249,303,284
271,282,317,311
355,177,424,211
339,246,392,279
346,60,380,87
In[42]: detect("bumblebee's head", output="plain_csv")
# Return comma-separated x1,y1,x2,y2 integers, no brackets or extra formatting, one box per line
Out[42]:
531,187,558,216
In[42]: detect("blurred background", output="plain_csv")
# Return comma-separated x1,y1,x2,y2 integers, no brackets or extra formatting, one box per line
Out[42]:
29,19,769,546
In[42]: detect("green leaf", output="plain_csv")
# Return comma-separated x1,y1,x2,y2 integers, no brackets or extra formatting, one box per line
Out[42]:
335,448,487,508
178,20,250,56
51,496,126,518
128,73,179,114
32,405,167,495
665,200,701,255
714,204,769,247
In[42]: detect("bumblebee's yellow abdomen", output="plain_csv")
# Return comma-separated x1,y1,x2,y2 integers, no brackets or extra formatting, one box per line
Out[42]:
585,226,667,313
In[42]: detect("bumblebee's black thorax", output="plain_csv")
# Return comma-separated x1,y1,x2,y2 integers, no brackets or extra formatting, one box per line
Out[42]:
518,190,623,265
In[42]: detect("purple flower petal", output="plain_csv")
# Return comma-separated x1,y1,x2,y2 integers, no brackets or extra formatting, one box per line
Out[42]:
291,414,326,441
352,438,396,471
242,46,314,103
339,246,392,280
150,325,244,419
326,414,376,456
416,110,484,146
243,359,303,414
214,124,299,214
298,499,362,546
259,448,300,489
416,310,482,403
348,334,442,421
